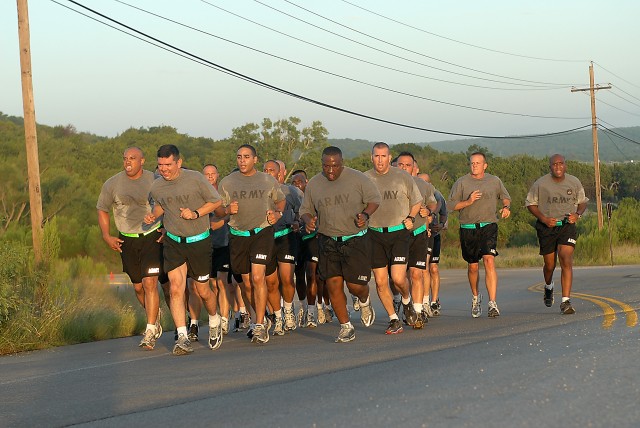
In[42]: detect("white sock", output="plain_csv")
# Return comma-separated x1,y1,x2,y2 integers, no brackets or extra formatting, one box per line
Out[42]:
275,309,282,318
209,313,221,327
424,295,430,304
190,319,199,327
413,303,423,313
239,306,247,314
389,314,399,321
146,323,156,334
360,296,370,306
545,281,554,290
284,301,293,311
401,296,411,305
341,321,353,329
562,297,570,302
177,326,188,337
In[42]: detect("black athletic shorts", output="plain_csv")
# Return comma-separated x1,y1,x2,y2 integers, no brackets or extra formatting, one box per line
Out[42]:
426,234,435,257
119,230,165,284
535,220,577,255
430,234,441,264
369,228,411,268
163,234,212,282
274,231,298,264
407,230,428,270
318,232,372,286
459,223,499,264
211,245,233,283
229,226,276,276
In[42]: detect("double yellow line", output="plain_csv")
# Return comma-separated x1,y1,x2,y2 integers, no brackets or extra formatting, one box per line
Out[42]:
528,283,638,329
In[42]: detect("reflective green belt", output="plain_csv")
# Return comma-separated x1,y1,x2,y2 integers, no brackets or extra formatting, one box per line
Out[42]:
555,220,565,226
369,223,405,233
166,229,210,244
330,229,367,242
302,231,317,241
412,223,427,236
229,226,264,237
120,223,161,238
460,222,492,229
274,227,293,239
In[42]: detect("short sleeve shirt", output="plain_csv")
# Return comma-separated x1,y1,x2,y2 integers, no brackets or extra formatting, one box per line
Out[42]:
299,167,381,237
218,171,285,230
96,170,160,234
150,169,221,236
364,167,423,228
525,173,588,218
448,173,511,224
412,177,437,230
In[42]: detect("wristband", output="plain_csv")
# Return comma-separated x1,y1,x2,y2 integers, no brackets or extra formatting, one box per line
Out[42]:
194,210,200,219
503,206,510,210
360,211,370,220
406,216,415,222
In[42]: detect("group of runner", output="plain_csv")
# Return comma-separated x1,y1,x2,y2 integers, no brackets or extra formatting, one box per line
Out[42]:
98,143,587,355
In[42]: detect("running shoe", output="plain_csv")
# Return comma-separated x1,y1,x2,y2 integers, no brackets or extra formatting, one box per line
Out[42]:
430,301,441,317
221,317,229,335
560,299,576,315
317,306,326,324
208,323,223,350
240,312,251,330
393,299,402,319
323,306,334,323
402,302,418,326
385,318,403,334
154,307,163,339
488,300,500,318
297,307,307,327
352,295,360,311
188,324,199,342
420,309,430,325
335,324,356,343
246,324,255,340
413,311,425,329
174,329,178,341
284,307,297,331
173,333,193,356
423,302,434,318
251,323,269,344
139,329,156,350
544,283,554,307
360,301,376,327
471,294,482,318
305,310,317,328
273,314,285,336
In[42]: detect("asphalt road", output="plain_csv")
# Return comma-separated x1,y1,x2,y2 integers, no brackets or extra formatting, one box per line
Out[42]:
1,265,639,427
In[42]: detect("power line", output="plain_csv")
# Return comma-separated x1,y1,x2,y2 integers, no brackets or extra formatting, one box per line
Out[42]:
112,0,586,120
593,61,640,90
340,0,587,63
608,89,640,110
199,0,566,92
599,126,630,158
282,0,581,86
252,0,573,88
55,0,592,140
597,123,640,146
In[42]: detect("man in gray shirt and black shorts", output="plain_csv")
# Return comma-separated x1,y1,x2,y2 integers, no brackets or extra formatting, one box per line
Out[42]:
448,152,511,318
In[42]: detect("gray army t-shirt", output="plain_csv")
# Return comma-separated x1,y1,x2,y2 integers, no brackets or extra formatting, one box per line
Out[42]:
364,167,423,228
448,173,511,224
218,171,285,231
96,170,160,234
413,176,437,230
150,169,221,237
525,173,588,219
300,167,381,237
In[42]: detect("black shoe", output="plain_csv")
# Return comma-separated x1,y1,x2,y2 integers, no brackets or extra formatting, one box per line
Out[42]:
402,302,418,326
385,318,404,334
544,287,554,307
188,324,199,342
174,329,178,341
560,299,575,315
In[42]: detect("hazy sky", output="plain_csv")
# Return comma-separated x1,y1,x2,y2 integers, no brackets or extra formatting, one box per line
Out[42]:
2,0,639,144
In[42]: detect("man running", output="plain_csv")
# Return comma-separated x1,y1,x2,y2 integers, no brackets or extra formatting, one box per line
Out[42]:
217,145,285,344
525,154,588,314
97,147,165,350
448,152,511,318
146,144,224,355
300,146,380,343
396,152,437,327
365,143,422,334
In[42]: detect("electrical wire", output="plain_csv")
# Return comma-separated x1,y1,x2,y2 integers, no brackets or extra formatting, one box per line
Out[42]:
340,0,587,63
599,126,630,159
198,0,566,92
112,0,587,120
608,90,640,110
597,123,640,146
282,0,580,86
594,61,640,90
55,0,593,139
253,0,573,88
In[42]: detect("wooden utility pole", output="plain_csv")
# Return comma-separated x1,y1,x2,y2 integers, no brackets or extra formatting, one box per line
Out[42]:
17,0,44,262
571,62,611,230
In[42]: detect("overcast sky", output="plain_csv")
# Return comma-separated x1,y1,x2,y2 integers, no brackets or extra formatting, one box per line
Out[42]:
2,0,639,144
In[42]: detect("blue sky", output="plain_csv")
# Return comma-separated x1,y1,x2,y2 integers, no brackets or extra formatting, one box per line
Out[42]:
2,0,639,144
